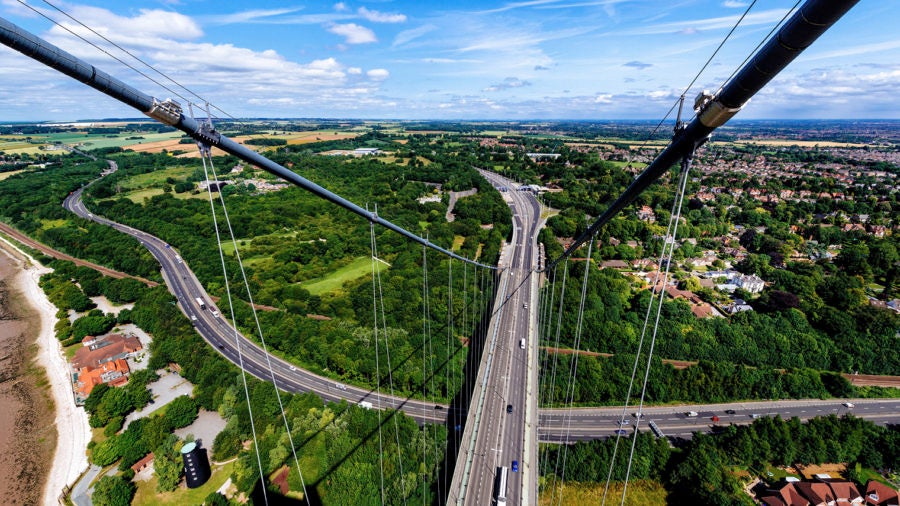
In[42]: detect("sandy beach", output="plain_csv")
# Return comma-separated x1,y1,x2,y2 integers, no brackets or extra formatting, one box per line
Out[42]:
0,236,90,505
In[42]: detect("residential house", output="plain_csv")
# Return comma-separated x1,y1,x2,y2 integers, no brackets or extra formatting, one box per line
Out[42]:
865,480,900,506
71,334,143,404
761,480,864,506
74,358,130,402
735,273,765,293
636,205,656,222
72,333,142,370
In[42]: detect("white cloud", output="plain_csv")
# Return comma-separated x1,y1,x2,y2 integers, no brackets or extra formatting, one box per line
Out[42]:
347,67,362,75
722,0,748,8
333,2,349,12
623,8,790,36
327,23,377,44
367,68,390,80
483,77,532,92
46,7,203,47
358,7,407,24
393,24,437,47
804,40,900,61
203,8,304,25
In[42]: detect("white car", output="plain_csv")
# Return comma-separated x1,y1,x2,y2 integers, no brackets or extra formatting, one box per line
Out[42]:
211,310,220,318
842,402,854,408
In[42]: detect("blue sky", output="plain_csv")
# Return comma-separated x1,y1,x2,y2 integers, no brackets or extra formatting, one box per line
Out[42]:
0,0,897,121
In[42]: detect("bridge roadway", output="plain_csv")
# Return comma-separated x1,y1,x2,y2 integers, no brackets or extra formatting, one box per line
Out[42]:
447,170,542,506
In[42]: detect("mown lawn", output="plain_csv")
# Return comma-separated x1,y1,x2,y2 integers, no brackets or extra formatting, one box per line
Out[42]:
301,256,389,295
132,460,235,506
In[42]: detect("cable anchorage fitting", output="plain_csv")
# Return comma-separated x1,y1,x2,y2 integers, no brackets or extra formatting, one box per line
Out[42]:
694,90,744,129
197,121,220,146
145,98,182,126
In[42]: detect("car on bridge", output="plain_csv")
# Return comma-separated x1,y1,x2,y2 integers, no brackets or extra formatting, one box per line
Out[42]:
511,460,519,472
506,404,513,414
614,429,628,436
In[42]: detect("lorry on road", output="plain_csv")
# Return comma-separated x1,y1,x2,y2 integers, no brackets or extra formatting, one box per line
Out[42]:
493,466,508,505
195,297,206,310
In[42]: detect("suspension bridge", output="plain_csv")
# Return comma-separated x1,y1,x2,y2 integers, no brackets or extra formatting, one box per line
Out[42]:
0,0,866,504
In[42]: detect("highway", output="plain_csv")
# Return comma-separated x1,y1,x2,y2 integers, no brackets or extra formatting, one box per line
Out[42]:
448,170,542,506
538,398,900,442
63,161,450,426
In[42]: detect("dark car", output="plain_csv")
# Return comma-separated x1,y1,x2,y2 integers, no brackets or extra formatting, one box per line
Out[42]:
614,429,628,436
725,409,736,414
506,404,513,414
512,460,519,472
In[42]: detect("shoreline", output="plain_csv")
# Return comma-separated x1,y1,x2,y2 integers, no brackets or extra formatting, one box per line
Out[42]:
0,235,90,505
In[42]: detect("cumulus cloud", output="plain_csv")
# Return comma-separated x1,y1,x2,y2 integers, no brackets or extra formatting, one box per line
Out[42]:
47,7,203,49
483,77,532,92
347,67,362,75
367,68,390,80
327,23,377,44
358,7,407,23
623,61,652,70
334,2,349,12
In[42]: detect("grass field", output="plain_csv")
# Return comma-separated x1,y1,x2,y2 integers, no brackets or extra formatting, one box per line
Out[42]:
301,256,389,295
608,160,647,169
539,479,668,505
40,219,69,230
118,165,195,188
0,169,24,181
132,460,236,506
115,187,211,204
219,230,301,256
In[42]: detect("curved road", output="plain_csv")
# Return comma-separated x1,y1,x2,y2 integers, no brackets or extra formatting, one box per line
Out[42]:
63,164,449,425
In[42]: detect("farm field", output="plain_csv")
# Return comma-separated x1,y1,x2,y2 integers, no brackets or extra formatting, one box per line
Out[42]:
0,130,184,155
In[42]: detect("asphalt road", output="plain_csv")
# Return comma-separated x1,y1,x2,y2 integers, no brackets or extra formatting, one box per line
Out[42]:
538,398,900,442
450,170,542,506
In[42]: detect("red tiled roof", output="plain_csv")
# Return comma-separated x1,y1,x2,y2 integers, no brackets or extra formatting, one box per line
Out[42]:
72,334,142,370
130,453,155,473
866,480,899,506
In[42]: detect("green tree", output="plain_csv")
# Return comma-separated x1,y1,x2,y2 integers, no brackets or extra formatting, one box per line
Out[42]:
155,435,183,492
166,395,199,428
92,475,135,506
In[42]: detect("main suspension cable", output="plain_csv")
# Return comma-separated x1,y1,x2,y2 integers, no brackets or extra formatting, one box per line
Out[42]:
198,144,268,506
